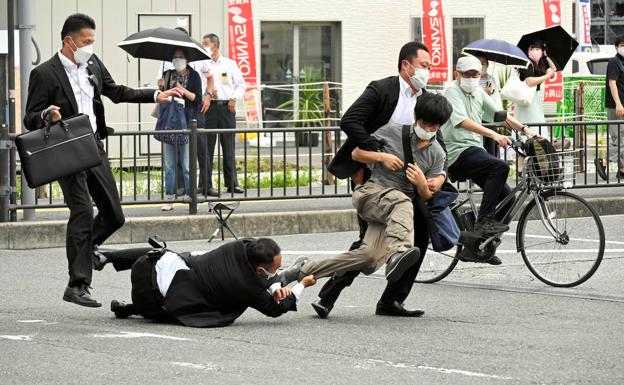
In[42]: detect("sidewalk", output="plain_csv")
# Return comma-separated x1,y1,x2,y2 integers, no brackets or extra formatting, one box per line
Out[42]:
2,185,623,250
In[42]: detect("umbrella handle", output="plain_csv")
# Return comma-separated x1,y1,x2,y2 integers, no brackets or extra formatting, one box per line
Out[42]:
545,56,557,71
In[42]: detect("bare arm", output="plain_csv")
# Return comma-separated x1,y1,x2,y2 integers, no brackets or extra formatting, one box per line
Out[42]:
352,148,404,171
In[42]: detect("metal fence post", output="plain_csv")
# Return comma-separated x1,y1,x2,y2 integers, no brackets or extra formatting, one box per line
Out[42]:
188,119,198,215
0,124,10,222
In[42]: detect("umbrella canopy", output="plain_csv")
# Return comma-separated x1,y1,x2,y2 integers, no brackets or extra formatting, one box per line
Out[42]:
517,26,579,71
462,39,530,68
118,27,210,62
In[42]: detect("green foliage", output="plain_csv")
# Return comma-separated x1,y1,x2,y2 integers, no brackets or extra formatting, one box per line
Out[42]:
275,66,327,127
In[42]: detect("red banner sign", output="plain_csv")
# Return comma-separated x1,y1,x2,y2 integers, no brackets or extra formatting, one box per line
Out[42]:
422,0,448,82
227,0,259,124
542,0,563,102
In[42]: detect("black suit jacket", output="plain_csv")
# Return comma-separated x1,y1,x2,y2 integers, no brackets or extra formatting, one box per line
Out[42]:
329,76,444,179
24,53,156,139
164,239,297,328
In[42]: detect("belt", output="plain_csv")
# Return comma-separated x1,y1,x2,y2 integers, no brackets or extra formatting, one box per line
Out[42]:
210,100,230,106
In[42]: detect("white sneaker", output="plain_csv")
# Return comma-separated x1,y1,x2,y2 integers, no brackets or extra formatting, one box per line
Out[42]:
161,203,174,211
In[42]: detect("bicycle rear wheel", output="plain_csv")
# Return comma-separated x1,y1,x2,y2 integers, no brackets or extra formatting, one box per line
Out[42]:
415,247,459,283
517,190,604,287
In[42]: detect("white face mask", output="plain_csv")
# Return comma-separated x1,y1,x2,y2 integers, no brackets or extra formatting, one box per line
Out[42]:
413,124,436,140
406,62,430,89
618,47,624,57
172,58,187,71
258,266,278,280
460,76,480,94
69,37,93,65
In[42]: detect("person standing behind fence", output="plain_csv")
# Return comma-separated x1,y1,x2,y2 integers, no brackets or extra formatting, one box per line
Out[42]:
596,35,624,181
23,13,181,307
156,49,203,211
476,54,503,158
199,33,246,196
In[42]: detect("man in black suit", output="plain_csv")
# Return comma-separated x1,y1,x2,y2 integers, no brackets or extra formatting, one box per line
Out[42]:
102,238,315,328
319,42,446,318
23,14,181,307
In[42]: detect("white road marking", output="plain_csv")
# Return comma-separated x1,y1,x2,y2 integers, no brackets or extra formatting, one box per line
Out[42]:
0,335,32,341
170,362,220,371
504,232,624,245
16,320,45,323
496,249,623,254
363,359,513,380
92,331,190,341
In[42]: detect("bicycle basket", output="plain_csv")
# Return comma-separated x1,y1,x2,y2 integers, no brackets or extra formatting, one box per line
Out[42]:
525,149,580,187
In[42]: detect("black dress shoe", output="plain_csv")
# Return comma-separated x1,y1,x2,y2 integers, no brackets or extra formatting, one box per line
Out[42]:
474,217,509,236
110,300,135,319
594,158,608,181
226,186,244,194
375,301,424,317
385,248,420,282
311,300,334,319
276,256,309,287
204,188,220,197
486,256,502,265
617,170,624,180
92,247,108,271
63,285,101,308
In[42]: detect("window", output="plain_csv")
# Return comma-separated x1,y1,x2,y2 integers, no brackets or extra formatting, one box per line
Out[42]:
452,18,484,67
411,17,423,42
260,22,341,126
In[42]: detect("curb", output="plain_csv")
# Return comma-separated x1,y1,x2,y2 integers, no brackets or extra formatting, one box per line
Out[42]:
0,209,359,250
1,196,622,250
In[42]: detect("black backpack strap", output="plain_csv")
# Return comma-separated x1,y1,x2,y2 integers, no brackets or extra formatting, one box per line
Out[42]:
401,125,436,236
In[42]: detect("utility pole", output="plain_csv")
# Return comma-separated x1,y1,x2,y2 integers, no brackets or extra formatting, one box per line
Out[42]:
18,0,35,220
7,0,17,221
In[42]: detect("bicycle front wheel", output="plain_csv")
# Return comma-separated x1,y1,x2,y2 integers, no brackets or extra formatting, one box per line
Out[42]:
517,190,605,287
415,247,459,283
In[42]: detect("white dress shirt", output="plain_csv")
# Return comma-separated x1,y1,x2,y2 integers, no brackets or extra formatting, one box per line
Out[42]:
157,60,210,94
58,51,97,132
389,76,423,125
204,53,246,101
155,251,190,297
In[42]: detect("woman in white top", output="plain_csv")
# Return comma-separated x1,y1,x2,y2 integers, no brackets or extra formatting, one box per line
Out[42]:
516,40,556,138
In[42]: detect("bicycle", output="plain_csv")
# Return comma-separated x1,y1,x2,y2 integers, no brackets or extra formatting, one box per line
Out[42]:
416,140,605,288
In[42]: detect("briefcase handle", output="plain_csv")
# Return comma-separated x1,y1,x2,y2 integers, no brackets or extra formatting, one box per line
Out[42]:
43,117,69,140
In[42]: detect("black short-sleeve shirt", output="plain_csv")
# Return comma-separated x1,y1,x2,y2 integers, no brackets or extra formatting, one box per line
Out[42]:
518,63,542,91
605,55,624,109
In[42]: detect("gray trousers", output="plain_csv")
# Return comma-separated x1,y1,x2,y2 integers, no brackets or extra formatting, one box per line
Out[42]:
607,108,624,168
300,182,414,279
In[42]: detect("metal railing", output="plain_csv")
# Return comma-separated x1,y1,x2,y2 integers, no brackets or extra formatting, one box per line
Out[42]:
1,119,624,222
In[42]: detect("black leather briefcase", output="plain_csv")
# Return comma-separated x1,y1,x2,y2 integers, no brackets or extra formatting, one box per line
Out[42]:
16,114,102,188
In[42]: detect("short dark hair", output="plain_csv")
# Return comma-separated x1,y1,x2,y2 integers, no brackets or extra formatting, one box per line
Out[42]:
175,27,189,36
61,13,96,41
397,41,429,72
203,33,220,47
414,93,453,125
247,238,281,267
615,35,624,47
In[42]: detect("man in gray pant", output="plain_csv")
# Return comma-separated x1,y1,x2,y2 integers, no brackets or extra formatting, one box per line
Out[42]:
279,93,452,316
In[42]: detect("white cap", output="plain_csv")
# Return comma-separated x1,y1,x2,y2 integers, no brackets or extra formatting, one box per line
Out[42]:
456,55,482,72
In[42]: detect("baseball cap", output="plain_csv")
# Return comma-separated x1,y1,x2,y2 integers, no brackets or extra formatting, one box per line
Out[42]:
456,55,482,72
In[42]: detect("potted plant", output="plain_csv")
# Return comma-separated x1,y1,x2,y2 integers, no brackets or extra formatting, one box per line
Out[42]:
276,66,326,146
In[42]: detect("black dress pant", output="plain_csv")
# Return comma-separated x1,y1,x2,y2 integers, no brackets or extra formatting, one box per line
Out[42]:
57,140,125,288
317,198,429,306
198,103,239,192
448,146,512,219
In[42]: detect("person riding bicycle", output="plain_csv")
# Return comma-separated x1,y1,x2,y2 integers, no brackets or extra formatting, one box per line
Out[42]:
441,56,537,238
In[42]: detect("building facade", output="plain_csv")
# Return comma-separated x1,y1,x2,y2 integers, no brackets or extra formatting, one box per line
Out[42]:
24,0,576,131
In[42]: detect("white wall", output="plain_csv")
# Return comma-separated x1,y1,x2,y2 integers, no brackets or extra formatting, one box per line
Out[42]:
28,0,576,125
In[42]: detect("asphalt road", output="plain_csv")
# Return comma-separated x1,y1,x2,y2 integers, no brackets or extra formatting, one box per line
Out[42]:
1,214,623,384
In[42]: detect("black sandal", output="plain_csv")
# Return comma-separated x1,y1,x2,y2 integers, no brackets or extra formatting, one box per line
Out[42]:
594,158,608,181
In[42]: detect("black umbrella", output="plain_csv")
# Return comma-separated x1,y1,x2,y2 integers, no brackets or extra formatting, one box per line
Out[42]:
517,26,578,71
118,27,210,62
